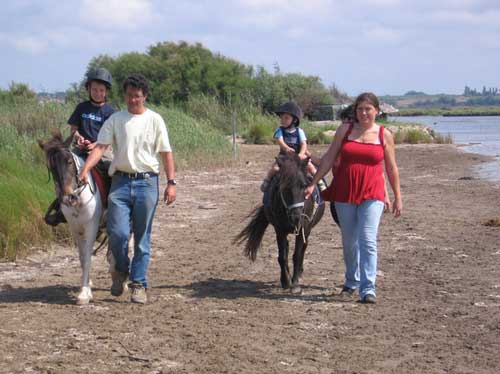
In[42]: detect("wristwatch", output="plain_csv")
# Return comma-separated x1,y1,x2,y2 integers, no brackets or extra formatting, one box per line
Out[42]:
167,179,177,186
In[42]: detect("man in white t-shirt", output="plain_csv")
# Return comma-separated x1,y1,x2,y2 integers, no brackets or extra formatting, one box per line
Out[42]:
80,74,176,304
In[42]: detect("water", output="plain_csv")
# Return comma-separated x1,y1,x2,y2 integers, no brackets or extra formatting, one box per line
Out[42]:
389,116,500,181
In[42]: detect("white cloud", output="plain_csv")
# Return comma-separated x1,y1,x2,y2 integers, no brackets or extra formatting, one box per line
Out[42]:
79,0,155,30
430,8,500,26
235,0,336,30
12,35,48,54
362,25,403,44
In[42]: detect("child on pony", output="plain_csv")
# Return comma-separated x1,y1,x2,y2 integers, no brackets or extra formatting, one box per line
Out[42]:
260,101,326,192
45,67,115,226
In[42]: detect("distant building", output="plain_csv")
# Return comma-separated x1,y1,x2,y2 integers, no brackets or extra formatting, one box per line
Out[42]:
379,103,399,119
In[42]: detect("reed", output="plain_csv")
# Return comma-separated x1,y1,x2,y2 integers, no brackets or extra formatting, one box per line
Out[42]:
0,100,233,259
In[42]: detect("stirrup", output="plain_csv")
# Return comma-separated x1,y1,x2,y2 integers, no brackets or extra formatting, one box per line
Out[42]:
317,179,327,192
44,199,67,226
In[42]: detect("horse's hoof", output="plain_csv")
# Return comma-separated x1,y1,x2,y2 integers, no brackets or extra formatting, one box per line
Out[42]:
76,297,91,305
76,287,93,305
281,282,291,290
291,286,302,295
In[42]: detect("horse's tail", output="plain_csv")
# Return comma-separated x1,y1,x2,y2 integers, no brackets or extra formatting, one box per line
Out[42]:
233,205,269,261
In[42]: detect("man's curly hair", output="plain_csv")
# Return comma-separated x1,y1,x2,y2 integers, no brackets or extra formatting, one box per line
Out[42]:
123,74,149,97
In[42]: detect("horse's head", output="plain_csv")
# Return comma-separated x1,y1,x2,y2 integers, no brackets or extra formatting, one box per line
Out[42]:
275,153,310,229
38,130,80,206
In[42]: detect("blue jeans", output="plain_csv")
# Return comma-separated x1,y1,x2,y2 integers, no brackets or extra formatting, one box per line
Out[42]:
334,200,384,298
107,174,159,288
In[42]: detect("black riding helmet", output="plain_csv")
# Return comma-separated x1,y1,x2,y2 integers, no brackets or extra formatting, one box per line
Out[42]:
85,67,112,89
274,101,303,126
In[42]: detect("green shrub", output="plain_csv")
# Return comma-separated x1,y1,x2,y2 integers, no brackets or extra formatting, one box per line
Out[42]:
0,124,70,259
153,106,233,169
245,123,274,144
307,131,331,145
0,101,233,259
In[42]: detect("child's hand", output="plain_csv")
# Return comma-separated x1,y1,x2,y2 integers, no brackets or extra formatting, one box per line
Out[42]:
286,147,295,154
304,184,315,200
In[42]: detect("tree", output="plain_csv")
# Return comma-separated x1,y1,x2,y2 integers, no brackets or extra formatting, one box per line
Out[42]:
80,41,338,113
8,82,36,100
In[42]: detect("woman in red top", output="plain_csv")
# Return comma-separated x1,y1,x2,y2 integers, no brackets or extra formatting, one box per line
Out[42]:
305,92,402,304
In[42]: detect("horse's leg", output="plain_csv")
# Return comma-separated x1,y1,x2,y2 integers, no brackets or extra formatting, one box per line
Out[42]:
276,230,291,289
291,233,308,294
74,221,100,305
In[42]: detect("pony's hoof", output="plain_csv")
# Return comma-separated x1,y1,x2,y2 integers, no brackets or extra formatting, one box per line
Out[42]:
76,287,93,305
291,286,302,295
281,282,291,290
76,297,91,305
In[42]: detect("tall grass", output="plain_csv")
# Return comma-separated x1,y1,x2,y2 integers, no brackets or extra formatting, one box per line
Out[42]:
0,100,233,259
388,122,453,144
0,122,70,259
153,106,233,169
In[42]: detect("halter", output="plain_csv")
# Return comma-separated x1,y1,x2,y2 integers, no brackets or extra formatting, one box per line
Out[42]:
279,190,305,211
52,151,94,206
278,184,318,244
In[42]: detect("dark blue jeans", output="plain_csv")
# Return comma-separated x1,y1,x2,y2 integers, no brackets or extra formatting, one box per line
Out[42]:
107,174,159,288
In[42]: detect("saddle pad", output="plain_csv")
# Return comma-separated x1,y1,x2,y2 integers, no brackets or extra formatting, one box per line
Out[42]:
90,168,108,208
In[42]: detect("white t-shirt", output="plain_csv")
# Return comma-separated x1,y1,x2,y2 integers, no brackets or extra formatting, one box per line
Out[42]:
97,108,172,175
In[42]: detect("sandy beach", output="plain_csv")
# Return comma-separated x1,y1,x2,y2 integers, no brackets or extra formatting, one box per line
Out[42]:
1,143,500,373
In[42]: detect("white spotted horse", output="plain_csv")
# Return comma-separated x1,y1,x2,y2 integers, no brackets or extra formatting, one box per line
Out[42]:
38,130,110,305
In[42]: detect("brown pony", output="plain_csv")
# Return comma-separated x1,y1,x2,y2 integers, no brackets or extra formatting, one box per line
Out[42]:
234,153,325,294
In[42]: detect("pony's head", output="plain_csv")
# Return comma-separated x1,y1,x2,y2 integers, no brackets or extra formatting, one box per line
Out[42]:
275,153,310,229
38,130,80,206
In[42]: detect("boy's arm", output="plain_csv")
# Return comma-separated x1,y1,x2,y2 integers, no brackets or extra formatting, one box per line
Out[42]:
277,137,294,153
298,140,308,159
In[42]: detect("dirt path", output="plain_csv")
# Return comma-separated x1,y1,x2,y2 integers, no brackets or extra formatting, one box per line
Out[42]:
1,144,500,373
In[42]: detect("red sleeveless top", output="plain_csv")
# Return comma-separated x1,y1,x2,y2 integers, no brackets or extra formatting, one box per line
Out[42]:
331,124,385,204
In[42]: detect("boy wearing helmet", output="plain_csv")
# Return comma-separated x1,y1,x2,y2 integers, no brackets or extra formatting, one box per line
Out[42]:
68,67,115,158
44,67,115,226
260,101,326,192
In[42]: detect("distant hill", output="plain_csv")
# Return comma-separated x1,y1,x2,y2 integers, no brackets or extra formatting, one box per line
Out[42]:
379,93,500,109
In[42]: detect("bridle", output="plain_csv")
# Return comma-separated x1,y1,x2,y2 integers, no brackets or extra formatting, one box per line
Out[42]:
278,183,313,242
48,149,94,206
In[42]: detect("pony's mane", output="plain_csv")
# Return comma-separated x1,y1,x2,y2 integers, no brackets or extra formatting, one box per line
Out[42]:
42,133,72,171
277,153,306,188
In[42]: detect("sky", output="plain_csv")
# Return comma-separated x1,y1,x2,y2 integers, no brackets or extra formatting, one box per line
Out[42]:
1,0,499,96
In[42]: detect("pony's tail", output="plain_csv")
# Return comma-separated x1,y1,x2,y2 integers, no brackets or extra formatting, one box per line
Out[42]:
233,205,269,261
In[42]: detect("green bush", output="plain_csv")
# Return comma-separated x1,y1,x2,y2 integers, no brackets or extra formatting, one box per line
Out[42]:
0,100,233,259
0,124,70,259
245,123,274,144
307,131,331,145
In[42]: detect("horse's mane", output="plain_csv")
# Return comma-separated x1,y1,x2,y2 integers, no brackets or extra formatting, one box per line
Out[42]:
277,153,306,188
40,131,73,172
